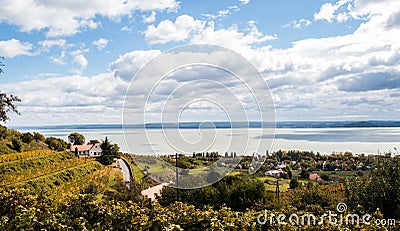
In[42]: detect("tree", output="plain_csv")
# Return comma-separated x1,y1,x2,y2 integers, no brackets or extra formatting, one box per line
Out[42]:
45,137,67,151
289,178,300,189
99,137,119,165
68,132,85,145
21,132,34,144
0,57,21,123
299,169,310,179
11,138,23,152
33,132,45,142
346,158,400,219
286,166,293,179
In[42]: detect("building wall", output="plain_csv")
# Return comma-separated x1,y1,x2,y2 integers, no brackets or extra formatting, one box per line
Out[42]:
89,143,102,157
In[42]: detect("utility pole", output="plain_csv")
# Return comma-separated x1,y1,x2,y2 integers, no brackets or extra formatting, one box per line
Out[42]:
276,179,281,203
175,153,179,202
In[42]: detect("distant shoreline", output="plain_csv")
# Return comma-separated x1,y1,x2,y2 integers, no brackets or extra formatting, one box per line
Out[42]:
10,120,400,130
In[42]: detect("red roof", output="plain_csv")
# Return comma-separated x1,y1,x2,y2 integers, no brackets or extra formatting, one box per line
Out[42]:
70,143,94,152
309,173,323,181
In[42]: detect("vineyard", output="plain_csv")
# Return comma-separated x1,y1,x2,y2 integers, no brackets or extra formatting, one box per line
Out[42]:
0,150,122,201
1,149,400,229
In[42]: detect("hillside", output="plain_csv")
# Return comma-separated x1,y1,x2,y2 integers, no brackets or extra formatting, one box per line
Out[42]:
0,125,49,154
0,149,123,202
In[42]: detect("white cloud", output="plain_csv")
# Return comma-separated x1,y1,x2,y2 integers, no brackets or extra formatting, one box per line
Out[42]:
0,72,128,125
0,39,33,58
191,21,277,52
228,5,240,12
50,51,66,65
282,19,312,29
110,49,162,81
72,55,88,74
239,0,250,5
145,16,277,51
144,15,206,44
121,26,133,32
143,11,156,23
38,39,67,49
314,0,351,22
92,38,109,51
202,9,231,20
0,0,180,37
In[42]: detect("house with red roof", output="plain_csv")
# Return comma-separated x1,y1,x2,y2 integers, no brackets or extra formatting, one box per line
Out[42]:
70,143,102,157
309,173,323,181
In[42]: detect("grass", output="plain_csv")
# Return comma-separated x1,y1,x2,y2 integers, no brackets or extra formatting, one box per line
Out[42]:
9,161,104,194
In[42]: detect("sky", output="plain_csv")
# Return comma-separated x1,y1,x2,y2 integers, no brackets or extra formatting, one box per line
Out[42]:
0,0,400,126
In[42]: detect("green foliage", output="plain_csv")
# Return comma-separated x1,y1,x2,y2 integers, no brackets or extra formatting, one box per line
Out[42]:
0,151,90,186
300,169,310,179
33,132,45,142
10,161,103,194
0,150,53,163
289,178,300,189
21,132,34,144
287,183,343,213
159,174,268,212
11,138,23,152
286,166,293,179
0,92,21,123
45,137,67,151
68,132,85,145
99,137,119,165
346,158,400,219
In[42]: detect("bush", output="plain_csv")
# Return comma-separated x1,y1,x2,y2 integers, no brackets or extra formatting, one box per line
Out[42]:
45,137,67,151
159,174,267,212
11,138,23,152
346,158,400,219
21,132,34,144
289,178,300,189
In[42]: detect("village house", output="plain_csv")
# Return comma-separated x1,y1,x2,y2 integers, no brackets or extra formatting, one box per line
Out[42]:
309,173,323,181
265,169,284,177
70,142,102,157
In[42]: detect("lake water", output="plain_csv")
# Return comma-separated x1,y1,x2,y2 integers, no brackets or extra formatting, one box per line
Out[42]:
16,126,400,155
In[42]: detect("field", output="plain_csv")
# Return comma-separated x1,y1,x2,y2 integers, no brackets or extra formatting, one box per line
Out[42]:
0,149,122,201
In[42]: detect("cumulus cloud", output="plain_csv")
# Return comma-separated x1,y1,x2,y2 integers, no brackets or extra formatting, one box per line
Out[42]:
337,72,400,92
282,19,312,29
92,38,109,51
0,39,33,58
239,0,250,5
145,16,277,53
72,55,88,74
50,51,66,65
202,9,231,20
144,15,206,44
110,49,162,81
142,11,156,23
0,0,180,37
314,0,352,22
38,39,67,50
0,73,128,125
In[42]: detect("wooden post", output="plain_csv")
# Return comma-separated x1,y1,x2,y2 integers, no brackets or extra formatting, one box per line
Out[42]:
175,153,179,202
276,180,281,203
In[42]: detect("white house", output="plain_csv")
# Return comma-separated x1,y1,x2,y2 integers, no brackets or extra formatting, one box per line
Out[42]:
265,169,284,177
70,143,102,157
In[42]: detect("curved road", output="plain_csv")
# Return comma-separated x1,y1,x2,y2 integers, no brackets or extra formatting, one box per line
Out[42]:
117,158,132,182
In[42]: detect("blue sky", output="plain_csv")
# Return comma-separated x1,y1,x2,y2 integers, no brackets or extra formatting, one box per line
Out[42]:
0,0,399,125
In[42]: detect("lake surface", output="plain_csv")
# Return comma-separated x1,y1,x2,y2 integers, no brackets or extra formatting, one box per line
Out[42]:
15,126,400,155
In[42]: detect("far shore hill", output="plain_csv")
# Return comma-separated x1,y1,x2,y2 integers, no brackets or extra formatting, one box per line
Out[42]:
10,120,400,130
